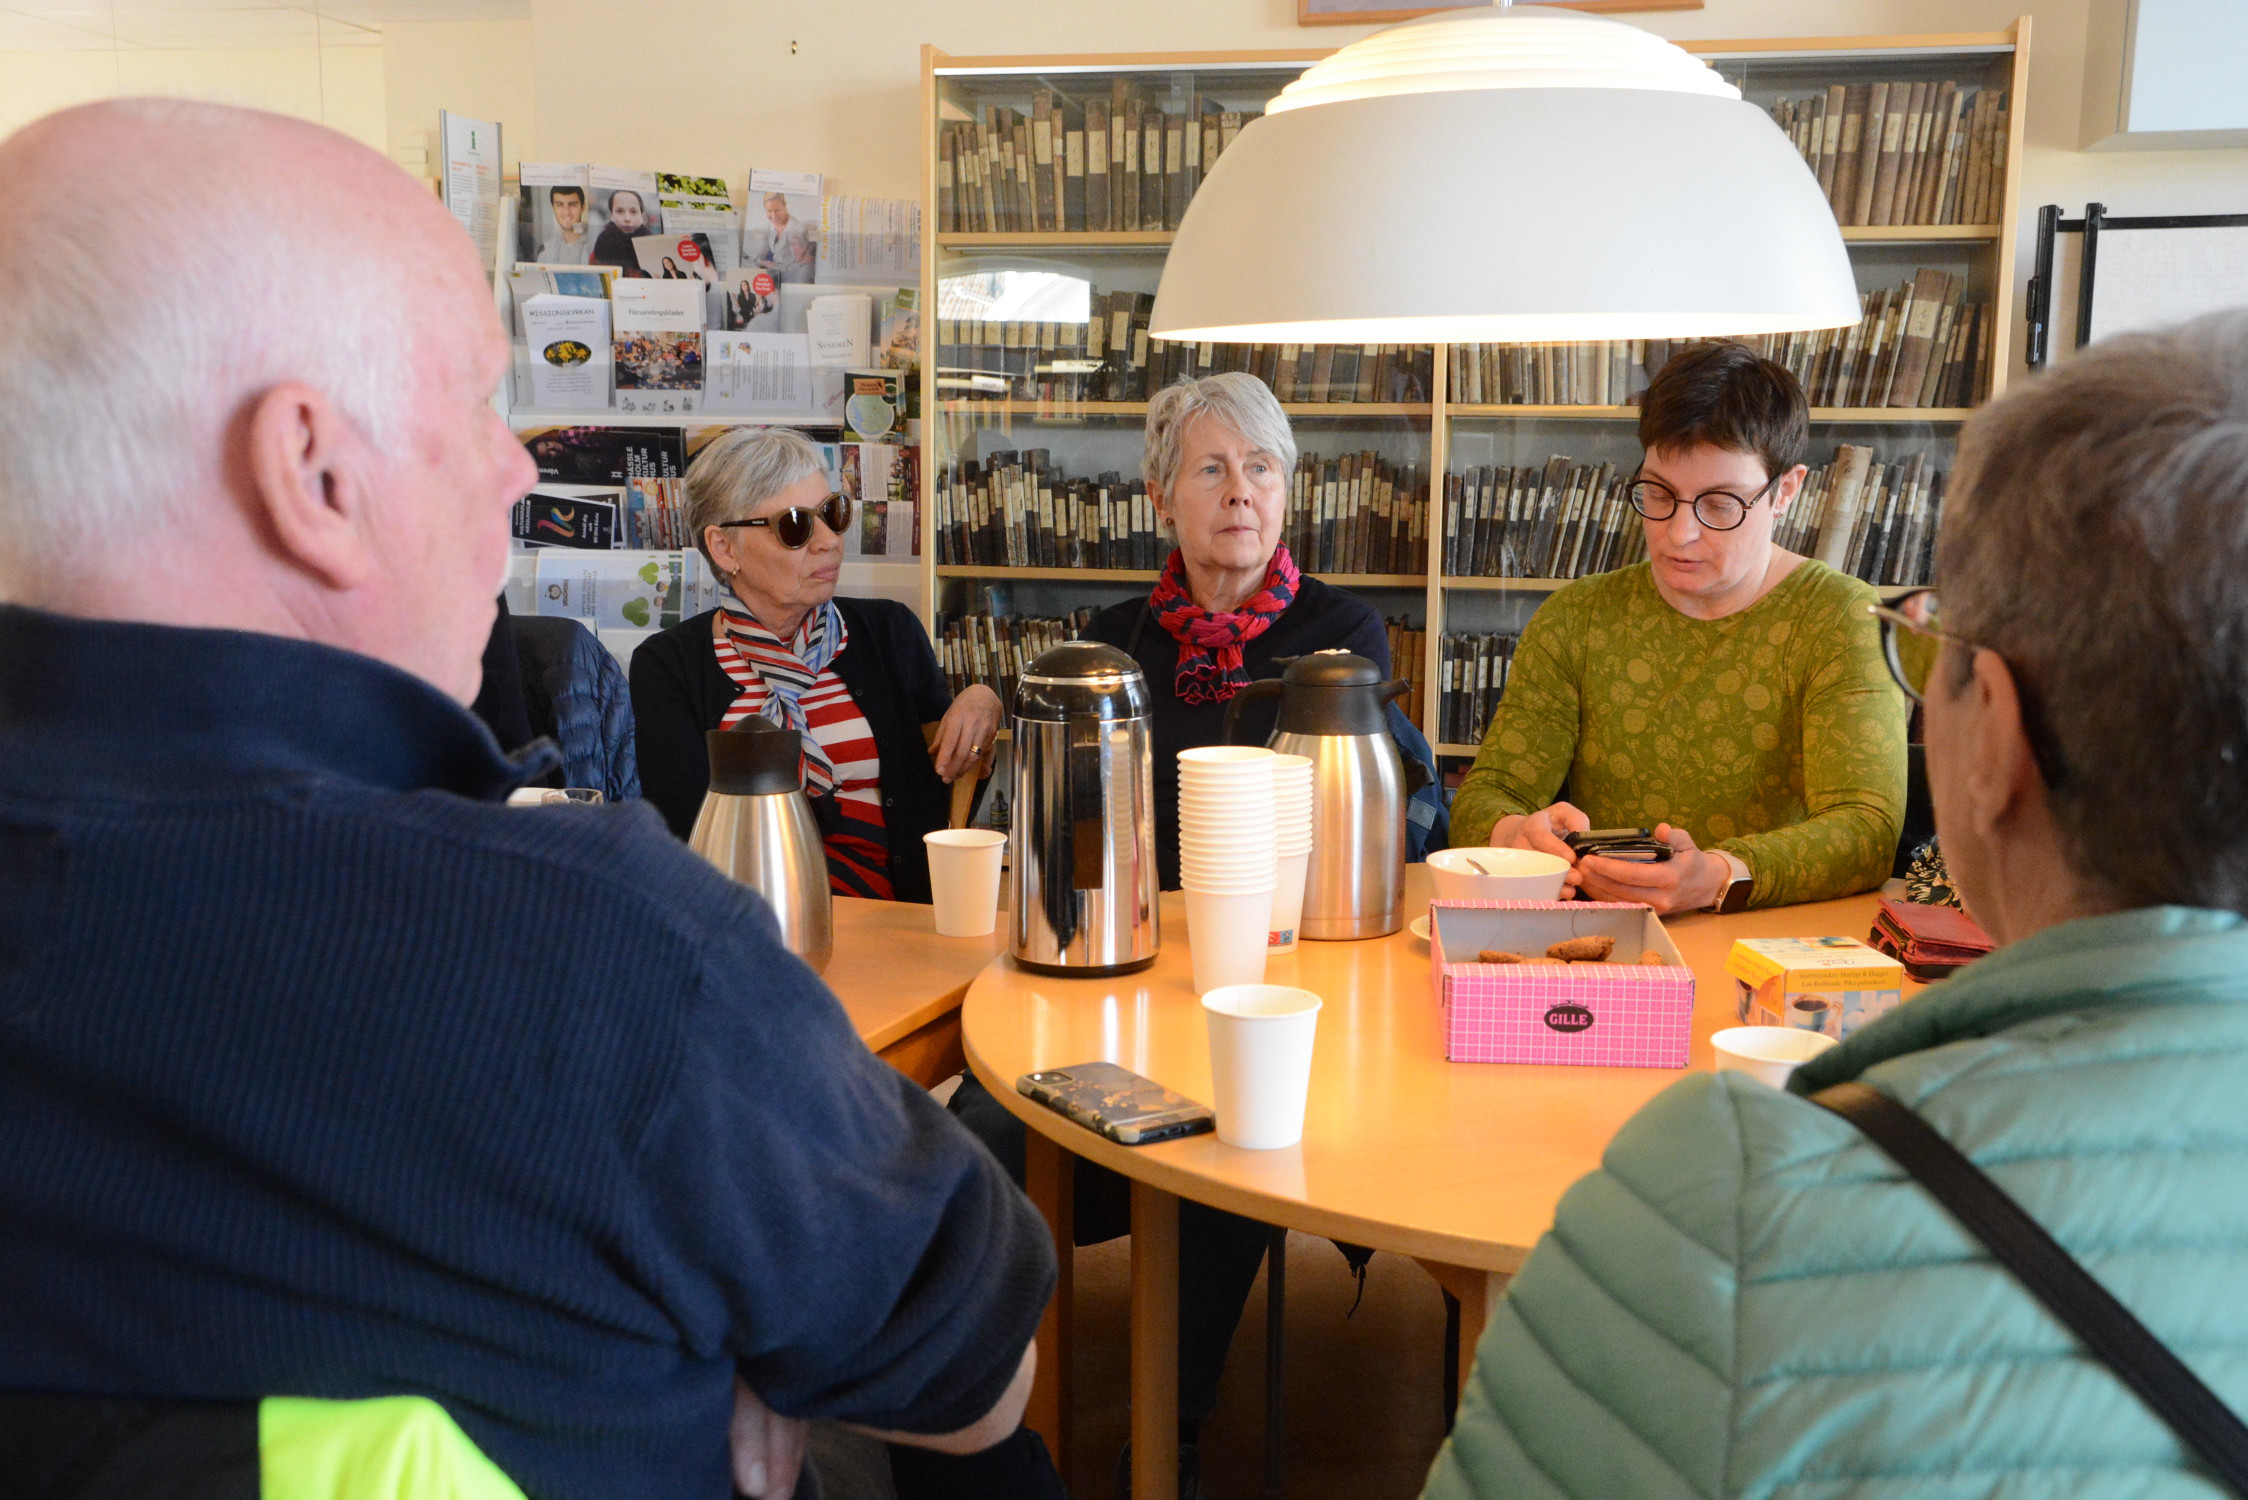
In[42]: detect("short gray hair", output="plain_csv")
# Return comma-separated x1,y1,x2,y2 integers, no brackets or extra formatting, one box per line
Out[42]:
0,100,416,595
1939,308,2248,912
1142,373,1298,498
684,426,830,568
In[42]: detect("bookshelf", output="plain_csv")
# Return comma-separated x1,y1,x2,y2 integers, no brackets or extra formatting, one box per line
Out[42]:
921,24,2030,755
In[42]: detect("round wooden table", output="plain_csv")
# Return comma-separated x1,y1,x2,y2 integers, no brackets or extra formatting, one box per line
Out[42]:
963,865,1895,1498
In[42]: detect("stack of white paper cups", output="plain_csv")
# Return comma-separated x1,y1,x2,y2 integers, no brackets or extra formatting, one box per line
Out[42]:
1176,746,1277,994
1266,754,1315,953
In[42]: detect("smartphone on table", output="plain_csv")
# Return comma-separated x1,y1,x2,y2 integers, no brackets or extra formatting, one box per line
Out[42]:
1017,1062,1216,1146
1564,827,1675,863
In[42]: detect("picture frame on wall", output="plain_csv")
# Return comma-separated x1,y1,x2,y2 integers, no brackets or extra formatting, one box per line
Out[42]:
1299,0,1700,23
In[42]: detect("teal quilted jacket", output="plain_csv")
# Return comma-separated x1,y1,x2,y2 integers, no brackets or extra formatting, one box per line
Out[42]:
1424,905,2248,1500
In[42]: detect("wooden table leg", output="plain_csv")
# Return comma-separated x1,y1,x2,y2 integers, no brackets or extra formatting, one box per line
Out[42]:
1131,1182,1180,1500
1415,1260,1510,1416
1023,1131,1074,1474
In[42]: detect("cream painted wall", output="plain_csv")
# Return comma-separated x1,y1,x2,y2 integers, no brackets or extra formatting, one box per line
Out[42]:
0,43,385,149
526,0,2248,371
383,18,538,171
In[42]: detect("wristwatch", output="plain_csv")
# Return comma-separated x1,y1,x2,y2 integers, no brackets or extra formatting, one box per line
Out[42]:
1710,857,1754,915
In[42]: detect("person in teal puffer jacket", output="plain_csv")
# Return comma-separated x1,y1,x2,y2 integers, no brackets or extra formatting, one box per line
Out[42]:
1425,309,2248,1500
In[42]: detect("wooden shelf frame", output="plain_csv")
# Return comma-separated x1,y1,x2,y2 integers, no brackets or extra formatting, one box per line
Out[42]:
921,25,2029,760
936,565,1424,588
936,399,1432,419
1444,405,1977,423
938,224,2004,252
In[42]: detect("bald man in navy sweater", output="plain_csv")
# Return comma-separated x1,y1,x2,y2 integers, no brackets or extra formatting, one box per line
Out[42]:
0,99,1053,1500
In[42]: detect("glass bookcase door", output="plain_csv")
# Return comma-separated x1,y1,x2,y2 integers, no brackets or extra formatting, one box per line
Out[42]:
928,57,1439,729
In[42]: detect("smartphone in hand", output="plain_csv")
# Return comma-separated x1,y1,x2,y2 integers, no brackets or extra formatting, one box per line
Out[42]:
1564,827,1675,863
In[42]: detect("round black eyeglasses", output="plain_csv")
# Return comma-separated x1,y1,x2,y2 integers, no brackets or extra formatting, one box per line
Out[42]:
1625,470,1783,532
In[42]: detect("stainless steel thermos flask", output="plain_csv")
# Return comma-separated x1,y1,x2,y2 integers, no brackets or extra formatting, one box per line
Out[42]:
1009,641,1160,976
689,720,834,972
1224,650,1410,940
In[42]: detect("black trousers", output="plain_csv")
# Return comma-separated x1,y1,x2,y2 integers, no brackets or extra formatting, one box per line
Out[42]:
947,1071,1273,1422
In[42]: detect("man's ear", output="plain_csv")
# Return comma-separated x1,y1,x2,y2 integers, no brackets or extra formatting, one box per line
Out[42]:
244,381,375,592
1960,646,2047,838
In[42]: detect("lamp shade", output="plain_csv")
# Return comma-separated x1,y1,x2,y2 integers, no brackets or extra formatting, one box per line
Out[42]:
1151,7,1860,345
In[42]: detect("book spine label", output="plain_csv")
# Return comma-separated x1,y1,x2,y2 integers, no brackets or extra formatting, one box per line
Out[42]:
1849,83,1887,226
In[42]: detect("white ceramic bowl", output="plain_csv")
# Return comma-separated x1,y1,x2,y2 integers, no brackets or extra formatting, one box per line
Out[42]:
1426,846,1572,903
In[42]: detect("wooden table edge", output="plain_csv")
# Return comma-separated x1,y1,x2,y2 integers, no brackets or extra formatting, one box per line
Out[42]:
962,996,1533,1275
860,976,975,1056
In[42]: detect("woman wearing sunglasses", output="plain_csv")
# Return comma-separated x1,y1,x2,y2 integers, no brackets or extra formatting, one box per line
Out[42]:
630,426,1002,901
1449,340,1907,913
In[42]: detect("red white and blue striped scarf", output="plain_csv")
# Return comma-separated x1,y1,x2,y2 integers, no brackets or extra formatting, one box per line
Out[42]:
712,590,847,795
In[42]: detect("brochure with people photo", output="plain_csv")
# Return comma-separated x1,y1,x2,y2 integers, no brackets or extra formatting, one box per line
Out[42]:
656,173,740,275
587,166,663,275
521,162,594,266
742,170,821,287
613,280,705,412
722,266,784,331
631,231,722,285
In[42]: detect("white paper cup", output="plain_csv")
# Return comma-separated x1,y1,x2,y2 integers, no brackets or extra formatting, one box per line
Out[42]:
1426,847,1573,902
1179,853,1277,881
1267,850,1309,953
1179,746,1278,770
1185,886,1274,994
1179,867,1281,895
924,829,1006,937
1711,1025,1838,1089
1178,836,1276,862
1202,984,1322,1149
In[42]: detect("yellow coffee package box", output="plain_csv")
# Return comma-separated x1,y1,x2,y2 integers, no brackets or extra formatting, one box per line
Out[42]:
1724,936,1906,1040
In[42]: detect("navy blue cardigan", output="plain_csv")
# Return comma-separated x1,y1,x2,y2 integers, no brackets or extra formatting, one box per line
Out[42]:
629,597,957,903
0,605,1051,1500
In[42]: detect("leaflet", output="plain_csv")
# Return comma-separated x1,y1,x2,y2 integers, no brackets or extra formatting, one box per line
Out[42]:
705,332,814,415
519,293,610,409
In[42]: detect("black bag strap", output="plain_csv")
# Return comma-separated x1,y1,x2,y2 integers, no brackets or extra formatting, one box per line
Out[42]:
1812,1079,2248,1495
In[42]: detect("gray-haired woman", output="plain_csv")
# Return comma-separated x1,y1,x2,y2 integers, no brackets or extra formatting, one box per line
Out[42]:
1093,370,1401,888
949,372,1431,1491
628,426,1001,901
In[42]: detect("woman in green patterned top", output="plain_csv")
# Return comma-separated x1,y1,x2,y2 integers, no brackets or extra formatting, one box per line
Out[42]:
1452,342,1906,912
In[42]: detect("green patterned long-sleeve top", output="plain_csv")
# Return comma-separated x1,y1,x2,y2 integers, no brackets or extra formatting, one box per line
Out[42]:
1450,560,1906,909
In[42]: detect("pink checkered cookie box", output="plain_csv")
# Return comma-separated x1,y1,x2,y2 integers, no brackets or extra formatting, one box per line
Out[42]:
1428,900,1695,1068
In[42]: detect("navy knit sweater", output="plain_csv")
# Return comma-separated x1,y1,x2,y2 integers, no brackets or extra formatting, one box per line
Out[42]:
0,606,1053,1499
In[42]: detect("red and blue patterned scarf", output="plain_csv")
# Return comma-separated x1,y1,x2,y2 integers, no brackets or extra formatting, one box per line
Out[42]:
1149,544,1302,705
712,589,847,794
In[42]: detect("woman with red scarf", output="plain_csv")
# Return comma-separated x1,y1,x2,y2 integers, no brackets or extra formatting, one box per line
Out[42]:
1085,371,1402,890
952,373,1422,1495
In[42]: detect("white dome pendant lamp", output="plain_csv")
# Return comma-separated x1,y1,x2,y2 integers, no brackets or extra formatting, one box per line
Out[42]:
1150,3,1860,346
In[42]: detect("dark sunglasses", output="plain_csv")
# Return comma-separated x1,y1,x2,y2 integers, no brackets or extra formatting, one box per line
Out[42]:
714,492,853,550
